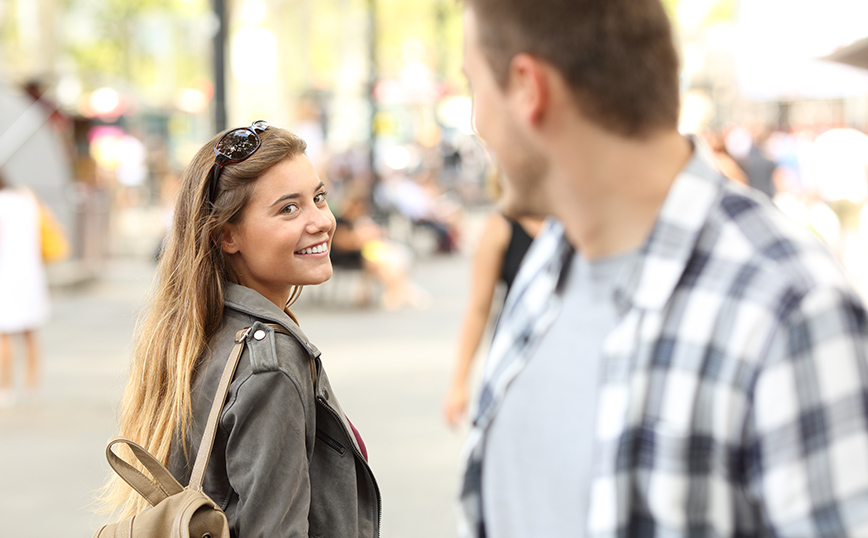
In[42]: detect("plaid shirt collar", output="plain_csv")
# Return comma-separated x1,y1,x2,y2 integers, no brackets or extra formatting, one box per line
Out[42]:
472,216,574,430
616,139,724,313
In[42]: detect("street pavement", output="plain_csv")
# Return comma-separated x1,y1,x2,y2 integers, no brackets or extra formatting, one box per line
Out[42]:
0,240,480,537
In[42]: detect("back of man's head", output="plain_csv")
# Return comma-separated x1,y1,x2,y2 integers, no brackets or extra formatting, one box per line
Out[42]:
465,0,681,138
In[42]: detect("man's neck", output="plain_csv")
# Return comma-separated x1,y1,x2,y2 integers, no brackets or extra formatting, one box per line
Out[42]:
550,127,693,259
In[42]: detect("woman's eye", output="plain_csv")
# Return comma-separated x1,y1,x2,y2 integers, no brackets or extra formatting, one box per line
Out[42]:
314,191,328,204
281,204,299,215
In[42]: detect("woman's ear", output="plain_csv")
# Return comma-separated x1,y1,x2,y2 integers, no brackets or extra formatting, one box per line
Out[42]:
220,223,240,254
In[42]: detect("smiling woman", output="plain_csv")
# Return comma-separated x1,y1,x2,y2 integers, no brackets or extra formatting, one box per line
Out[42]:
97,123,381,538
220,156,336,307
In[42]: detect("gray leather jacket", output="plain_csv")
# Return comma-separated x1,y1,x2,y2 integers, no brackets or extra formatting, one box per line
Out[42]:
168,283,381,538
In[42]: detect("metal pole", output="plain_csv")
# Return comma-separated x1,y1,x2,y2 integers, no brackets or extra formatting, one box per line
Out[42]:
213,0,228,132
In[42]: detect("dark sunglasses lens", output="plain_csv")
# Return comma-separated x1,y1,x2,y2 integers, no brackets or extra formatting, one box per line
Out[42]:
216,129,259,161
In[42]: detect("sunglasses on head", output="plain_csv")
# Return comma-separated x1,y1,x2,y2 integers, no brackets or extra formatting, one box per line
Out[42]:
206,120,271,205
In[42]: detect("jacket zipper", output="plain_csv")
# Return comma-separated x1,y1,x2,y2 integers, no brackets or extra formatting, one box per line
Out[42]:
317,396,382,538
315,428,346,455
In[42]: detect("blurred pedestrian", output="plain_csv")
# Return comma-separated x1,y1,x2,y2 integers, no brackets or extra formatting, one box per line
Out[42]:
0,171,49,408
98,121,380,537
385,169,462,254
458,1,868,537
331,192,427,309
443,171,543,428
703,128,749,185
725,126,779,198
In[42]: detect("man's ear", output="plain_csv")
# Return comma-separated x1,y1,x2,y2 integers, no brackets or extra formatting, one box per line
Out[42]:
220,223,240,254
508,53,549,126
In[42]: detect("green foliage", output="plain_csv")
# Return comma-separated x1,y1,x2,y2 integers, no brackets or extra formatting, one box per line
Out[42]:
308,0,346,83
661,0,681,18
283,0,463,92
661,0,738,28
705,0,737,25
374,0,463,81
61,0,209,91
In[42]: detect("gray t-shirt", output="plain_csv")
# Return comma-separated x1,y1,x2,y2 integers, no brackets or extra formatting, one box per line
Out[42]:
482,249,635,538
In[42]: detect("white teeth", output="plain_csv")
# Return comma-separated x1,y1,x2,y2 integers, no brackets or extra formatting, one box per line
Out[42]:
297,244,327,255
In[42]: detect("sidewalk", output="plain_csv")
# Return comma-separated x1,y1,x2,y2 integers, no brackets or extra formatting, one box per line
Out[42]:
0,248,475,537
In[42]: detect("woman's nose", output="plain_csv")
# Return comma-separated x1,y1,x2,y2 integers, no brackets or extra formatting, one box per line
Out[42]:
306,207,334,235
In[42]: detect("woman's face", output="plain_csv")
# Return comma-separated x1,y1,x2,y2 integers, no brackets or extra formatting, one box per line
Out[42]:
221,154,336,308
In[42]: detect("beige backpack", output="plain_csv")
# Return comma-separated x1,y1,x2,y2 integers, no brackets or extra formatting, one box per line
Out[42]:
94,324,296,538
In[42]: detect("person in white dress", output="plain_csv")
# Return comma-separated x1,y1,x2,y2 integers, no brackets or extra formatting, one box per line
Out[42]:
0,172,50,407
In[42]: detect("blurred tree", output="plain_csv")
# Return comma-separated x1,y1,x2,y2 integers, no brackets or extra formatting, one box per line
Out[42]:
59,0,210,101
662,0,738,30
662,0,680,16
287,0,462,88
705,0,737,25
374,0,462,83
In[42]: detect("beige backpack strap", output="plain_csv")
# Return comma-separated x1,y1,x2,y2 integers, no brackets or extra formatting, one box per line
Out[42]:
188,326,251,491
187,323,317,491
105,436,184,506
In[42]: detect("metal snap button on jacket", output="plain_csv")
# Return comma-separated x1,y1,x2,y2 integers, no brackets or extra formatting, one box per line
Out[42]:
253,329,266,341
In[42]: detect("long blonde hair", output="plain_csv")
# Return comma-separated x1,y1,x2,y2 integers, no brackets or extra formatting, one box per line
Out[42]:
99,126,307,517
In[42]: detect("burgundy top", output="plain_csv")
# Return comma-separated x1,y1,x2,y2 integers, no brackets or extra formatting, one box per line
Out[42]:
346,416,368,461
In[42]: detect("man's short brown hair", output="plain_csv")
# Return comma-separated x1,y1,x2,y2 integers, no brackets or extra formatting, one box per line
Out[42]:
465,0,681,137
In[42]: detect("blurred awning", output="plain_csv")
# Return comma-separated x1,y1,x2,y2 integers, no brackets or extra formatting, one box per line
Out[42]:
0,82,74,231
731,1,868,100
823,36,868,71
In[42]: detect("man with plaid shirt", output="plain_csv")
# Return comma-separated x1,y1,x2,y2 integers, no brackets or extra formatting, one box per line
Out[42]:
458,0,868,536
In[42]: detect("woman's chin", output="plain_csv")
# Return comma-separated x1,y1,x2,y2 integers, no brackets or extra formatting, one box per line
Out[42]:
297,266,334,287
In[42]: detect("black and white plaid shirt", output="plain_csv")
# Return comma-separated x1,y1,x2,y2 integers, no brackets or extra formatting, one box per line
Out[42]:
458,142,868,537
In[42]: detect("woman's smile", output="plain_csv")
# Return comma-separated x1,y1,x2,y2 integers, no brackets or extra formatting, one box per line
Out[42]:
295,241,330,256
